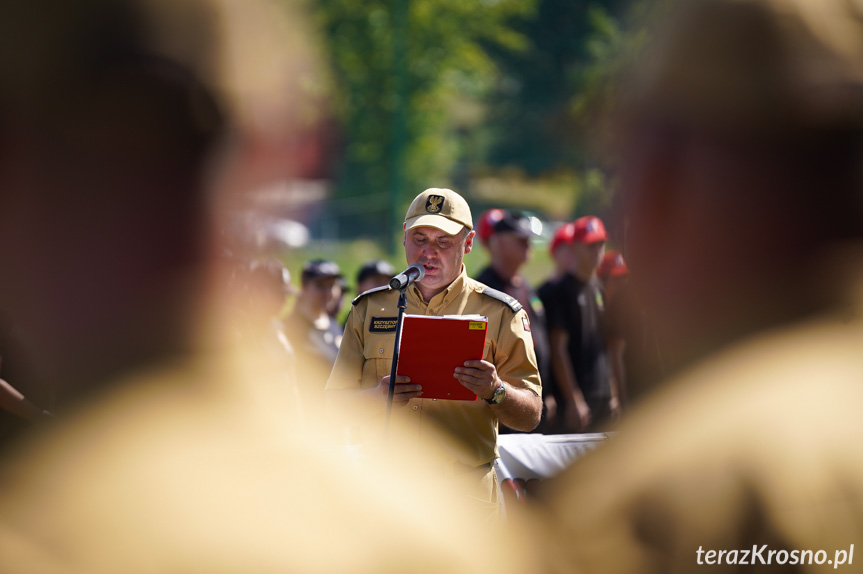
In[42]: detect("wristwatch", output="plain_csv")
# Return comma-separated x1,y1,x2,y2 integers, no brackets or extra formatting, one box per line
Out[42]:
485,382,507,405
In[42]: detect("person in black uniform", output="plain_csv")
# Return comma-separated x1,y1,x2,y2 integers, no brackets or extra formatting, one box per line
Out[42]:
542,216,619,432
475,208,551,432
535,221,576,431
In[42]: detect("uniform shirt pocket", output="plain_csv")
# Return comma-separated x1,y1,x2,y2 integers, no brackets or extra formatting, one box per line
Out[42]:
363,333,395,385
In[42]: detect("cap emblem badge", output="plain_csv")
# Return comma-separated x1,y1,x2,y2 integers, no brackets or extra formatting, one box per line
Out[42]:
426,195,444,213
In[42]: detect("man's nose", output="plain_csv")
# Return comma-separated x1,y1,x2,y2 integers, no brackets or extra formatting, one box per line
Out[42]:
421,244,439,257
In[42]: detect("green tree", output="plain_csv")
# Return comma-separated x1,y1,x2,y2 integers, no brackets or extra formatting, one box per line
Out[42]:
480,0,634,176
464,0,654,227
312,0,532,245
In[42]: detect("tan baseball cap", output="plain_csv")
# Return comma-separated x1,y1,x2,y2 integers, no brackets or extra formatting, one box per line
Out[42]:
404,188,473,236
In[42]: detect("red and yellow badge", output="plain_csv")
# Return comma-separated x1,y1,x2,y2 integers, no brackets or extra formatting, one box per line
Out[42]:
522,315,531,332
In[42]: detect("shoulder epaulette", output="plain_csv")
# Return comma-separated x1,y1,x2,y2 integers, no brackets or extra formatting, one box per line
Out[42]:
351,285,391,306
480,287,522,313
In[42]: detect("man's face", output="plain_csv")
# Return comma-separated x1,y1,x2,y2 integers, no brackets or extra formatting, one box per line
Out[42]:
571,240,606,276
489,231,531,268
404,226,473,296
304,276,342,315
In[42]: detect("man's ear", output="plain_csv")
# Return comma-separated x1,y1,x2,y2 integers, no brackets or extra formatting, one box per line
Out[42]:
464,230,476,254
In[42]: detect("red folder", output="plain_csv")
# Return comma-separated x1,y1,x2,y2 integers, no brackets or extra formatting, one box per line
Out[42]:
395,314,488,401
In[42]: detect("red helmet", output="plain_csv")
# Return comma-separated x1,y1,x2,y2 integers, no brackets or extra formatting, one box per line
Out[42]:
598,250,629,279
476,209,507,244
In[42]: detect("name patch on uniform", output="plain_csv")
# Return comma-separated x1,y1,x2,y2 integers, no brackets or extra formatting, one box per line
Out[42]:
370,316,398,332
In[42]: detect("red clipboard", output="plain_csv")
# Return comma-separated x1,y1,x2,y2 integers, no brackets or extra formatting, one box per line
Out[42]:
395,314,488,401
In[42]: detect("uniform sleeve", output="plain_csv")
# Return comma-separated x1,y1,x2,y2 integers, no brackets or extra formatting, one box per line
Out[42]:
325,306,366,391
493,307,542,397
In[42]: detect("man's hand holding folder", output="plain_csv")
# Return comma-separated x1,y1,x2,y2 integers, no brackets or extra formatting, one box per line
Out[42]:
453,359,506,402
376,374,422,407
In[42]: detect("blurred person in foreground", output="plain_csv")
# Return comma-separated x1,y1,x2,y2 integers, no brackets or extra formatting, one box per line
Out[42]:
327,188,542,516
533,0,863,572
0,353,52,446
475,208,551,433
542,216,620,432
0,1,532,572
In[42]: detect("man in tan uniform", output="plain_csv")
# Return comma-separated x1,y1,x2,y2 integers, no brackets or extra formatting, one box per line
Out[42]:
327,188,542,506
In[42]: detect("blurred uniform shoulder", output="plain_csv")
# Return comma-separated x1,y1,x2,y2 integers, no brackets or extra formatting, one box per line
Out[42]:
351,285,391,306
478,285,522,314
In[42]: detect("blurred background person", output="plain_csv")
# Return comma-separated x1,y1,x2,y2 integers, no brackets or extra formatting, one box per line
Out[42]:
476,208,551,433
327,274,348,324
596,250,629,303
540,222,576,288
536,221,575,430
287,258,344,365
597,249,630,409
597,249,665,408
355,258,396,294
542,216,618,432
533,0,863,572
227,256,298,376
285,258,344,411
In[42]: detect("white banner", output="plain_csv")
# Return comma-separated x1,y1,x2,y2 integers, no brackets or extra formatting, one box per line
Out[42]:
495,433,610,504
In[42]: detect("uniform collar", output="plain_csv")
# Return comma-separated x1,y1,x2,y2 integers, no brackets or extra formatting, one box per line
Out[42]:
408,265,469,306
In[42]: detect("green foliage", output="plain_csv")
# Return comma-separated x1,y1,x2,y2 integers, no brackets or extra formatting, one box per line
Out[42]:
305,0,655,253
570,2,651,168
480,0,632,175
472,0,652,221
313,0,535,241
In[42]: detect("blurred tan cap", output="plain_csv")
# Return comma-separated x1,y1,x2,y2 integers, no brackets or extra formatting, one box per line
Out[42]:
404,188,473,235
631,0,863,130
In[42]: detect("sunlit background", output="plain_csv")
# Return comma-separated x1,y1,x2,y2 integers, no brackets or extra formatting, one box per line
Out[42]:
234,0,653,320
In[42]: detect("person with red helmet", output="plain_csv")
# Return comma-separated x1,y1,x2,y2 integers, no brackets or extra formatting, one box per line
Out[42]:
540,215,620,432
536,221,576,431
597,250,629,300
475,209,550,432
597,249,632,411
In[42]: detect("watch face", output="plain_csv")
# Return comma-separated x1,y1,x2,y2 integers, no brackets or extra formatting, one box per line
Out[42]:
492,383,506,404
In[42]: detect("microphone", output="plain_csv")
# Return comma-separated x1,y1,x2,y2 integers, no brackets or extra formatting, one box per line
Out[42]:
389,263,426,290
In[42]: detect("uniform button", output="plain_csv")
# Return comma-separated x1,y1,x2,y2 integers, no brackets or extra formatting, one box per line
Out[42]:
412,405,419,411
379,348,384,354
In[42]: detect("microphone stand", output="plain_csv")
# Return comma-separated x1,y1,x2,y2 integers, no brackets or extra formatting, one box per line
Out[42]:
383,285,408,434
